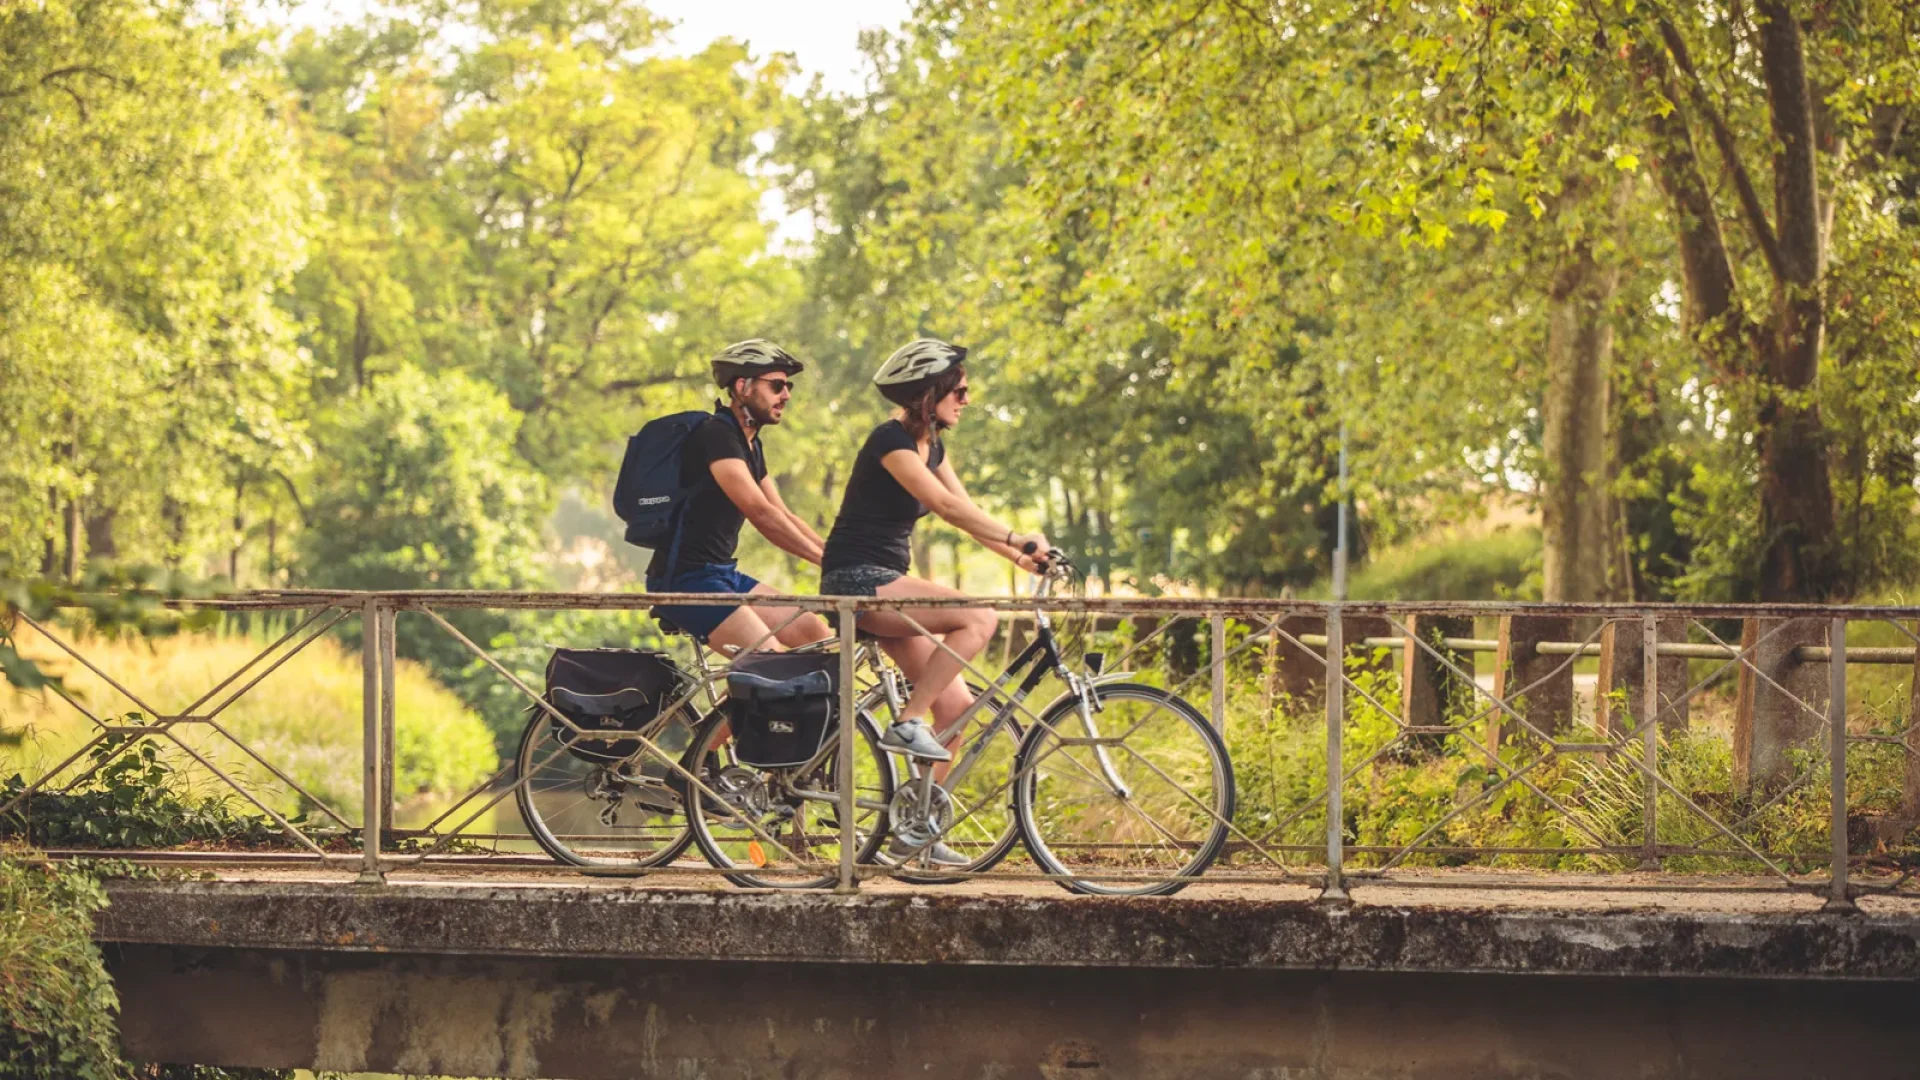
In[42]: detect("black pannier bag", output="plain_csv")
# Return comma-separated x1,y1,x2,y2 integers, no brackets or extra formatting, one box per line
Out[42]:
542,648,684,763
725,651,840,769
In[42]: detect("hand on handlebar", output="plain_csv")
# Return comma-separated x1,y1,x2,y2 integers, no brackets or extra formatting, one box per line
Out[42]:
1012,531,1052,575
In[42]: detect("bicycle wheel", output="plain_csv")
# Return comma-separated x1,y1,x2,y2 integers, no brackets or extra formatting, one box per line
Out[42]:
870,685,1023,883
681,705,894,889
515,705,701,869
1012,682,1234,896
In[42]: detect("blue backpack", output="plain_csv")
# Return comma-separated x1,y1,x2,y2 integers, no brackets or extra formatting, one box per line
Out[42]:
611,409,759,567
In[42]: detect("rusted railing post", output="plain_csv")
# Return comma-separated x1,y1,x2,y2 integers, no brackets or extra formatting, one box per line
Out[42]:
358,597,385,885
1209,614,1227,732
836,599,859,894
1320,606,1348,904
379,604,396,843
1640,615,1659,870
1826,616,1855,913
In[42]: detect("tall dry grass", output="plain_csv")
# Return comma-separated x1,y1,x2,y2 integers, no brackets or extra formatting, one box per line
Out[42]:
0,624,496,817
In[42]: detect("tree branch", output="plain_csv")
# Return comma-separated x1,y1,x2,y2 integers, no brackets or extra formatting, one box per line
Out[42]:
601,372,687,394
1752,0,1823,289
1636,40,1752,373
1657,15,1785,282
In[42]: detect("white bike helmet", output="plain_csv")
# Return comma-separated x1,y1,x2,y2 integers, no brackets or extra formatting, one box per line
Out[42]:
711,339,804,389
873,338,967,405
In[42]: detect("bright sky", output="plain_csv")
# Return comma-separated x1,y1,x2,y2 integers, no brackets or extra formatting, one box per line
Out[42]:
281,0,910,96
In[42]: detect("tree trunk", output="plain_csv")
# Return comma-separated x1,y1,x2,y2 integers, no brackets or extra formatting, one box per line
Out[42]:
63,498,82,582
265,512,278,585
85,509,117,562
352,297,372,391
41,484,59,577
1540,235,1621,602
1642,12,1838,599
230,476,247,584
912,531,933,580
1753,0,1837,600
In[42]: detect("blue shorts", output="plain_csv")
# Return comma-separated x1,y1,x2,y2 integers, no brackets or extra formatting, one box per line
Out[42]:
646,562,761,642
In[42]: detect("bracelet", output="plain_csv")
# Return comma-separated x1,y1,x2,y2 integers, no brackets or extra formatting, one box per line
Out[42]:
1005,529,1014,546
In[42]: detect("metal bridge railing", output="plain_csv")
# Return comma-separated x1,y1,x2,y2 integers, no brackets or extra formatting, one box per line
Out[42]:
7,590,1920,907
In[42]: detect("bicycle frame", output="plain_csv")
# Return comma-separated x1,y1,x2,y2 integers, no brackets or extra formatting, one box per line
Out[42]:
893,562,1132,832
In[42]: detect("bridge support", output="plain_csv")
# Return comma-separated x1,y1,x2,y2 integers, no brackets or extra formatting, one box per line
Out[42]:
1490,614,1576,744
108,944,1920,1080
1732,617,1830,792
1597,617,1689,736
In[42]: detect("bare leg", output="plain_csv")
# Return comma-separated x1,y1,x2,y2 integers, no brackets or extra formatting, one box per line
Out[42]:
703,583,831,659
746,582,832,648
879,635,976,783
858,575,996,736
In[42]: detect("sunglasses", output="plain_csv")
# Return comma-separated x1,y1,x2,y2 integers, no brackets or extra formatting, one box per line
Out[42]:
950,385,970,403
757,377,796,396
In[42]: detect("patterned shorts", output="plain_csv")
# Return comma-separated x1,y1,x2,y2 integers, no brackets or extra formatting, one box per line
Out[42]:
819,564,904,597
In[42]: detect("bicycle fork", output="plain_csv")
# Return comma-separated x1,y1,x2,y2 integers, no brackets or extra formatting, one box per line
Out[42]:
1071,676,1131,799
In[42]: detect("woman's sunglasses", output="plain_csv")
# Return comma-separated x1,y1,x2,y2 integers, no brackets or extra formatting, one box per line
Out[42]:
950,384,970,403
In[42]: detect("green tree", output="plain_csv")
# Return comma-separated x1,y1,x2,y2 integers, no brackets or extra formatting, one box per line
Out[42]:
0,0,310,582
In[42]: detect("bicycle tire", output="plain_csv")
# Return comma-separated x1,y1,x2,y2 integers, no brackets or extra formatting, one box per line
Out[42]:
681,705,894,889
515,706,701,869
1012,682,1235,897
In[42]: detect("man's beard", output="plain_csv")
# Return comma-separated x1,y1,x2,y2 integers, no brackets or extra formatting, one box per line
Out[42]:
743,398,781,427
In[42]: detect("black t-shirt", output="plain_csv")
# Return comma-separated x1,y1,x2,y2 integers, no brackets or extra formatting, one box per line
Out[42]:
647,406,766,579
821,420,945,575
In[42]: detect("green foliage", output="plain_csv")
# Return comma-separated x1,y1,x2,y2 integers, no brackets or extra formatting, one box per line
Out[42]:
301,366,545,593
0,851,292,1080
0,852,122,1079
1,738,298,850
0,0,310,575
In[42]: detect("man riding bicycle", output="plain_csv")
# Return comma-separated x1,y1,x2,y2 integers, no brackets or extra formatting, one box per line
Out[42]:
646,340,831,655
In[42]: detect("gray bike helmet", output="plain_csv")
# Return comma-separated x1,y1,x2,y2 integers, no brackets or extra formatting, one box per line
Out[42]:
711,339,804,389
873,338,967,406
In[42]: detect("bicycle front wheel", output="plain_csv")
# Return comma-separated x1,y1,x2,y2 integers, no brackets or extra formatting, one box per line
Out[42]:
1012,682,1234,896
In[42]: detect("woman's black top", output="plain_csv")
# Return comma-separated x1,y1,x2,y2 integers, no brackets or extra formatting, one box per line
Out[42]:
821,420,945,575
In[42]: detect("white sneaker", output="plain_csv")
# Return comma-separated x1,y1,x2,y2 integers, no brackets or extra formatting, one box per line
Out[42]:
888,837,970,867
877,718,952,761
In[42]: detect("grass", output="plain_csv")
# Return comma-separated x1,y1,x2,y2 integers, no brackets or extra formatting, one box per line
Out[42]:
0,624,497,820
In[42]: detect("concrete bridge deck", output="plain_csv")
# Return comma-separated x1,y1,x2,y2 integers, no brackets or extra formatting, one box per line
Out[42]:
92,863,1920,1079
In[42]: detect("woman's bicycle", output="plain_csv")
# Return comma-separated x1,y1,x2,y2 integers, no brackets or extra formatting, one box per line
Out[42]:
864,550,1237,896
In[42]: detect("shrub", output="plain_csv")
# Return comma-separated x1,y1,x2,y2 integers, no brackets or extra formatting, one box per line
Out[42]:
2,738,303,849
0,852,121,1079
1342,524,1541,601
0,850,296,1080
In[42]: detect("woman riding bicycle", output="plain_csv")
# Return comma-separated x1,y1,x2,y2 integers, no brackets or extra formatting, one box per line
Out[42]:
819,340,1050,795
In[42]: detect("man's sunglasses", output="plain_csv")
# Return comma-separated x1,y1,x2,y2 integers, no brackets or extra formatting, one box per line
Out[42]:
756,377,796,395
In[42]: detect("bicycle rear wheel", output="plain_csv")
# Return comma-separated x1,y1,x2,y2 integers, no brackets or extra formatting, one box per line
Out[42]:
1012,682,1234,896
515,706,700,869
681,706,893,889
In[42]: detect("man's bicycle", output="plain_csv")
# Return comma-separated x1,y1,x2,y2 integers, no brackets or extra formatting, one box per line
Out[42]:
868,550,1236,896
513,629,894,877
